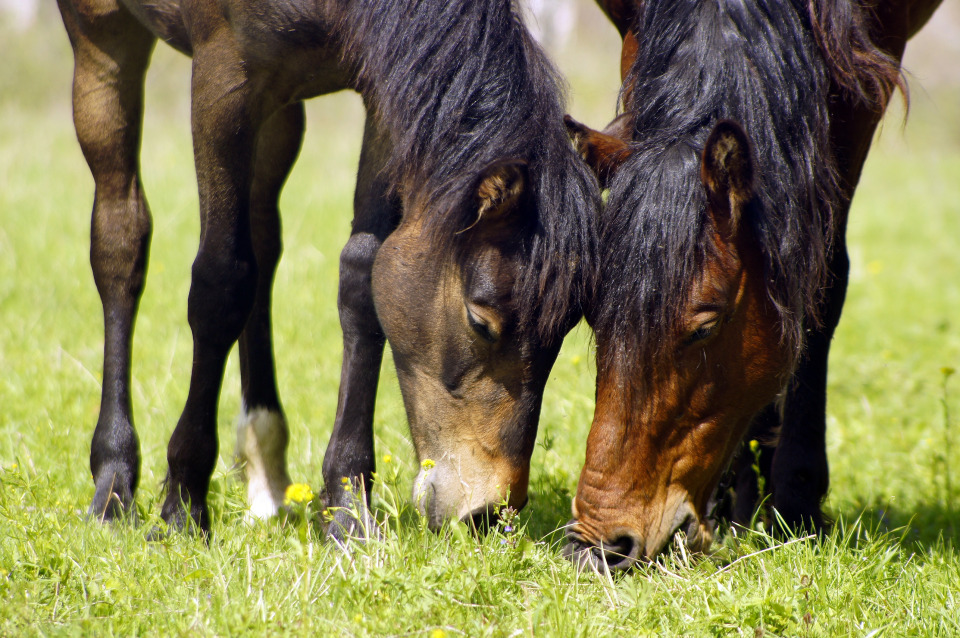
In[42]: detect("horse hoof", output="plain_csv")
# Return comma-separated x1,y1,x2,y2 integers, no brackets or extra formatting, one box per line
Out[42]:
145,525,167,542
145,522,211,544
325,504,381,545
88,474,138,526
153,500,211,542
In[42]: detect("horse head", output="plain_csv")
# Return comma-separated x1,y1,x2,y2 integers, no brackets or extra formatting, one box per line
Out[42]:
565,118,795,568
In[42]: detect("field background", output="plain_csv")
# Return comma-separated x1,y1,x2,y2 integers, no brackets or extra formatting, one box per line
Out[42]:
1,1,958,635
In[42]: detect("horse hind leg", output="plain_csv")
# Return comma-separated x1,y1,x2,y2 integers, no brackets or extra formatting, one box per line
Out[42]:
724,242,849,534
58,0,156,523
235,103,305,520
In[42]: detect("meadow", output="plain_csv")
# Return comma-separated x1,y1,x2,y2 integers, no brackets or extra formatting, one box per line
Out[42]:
1,4,958,636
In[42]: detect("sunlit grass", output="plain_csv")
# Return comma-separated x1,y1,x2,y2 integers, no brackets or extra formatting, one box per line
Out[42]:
1,7,959,635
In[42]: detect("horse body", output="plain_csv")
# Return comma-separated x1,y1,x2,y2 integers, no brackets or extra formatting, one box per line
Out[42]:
58,0,597,534
564,0,938,569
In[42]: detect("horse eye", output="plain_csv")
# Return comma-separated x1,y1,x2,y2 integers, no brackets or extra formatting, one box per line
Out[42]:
685,319,720,346
467,308,499,343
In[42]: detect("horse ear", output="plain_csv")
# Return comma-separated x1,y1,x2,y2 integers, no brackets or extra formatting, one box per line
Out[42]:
564,114,633,188
700,120,754,237
474,158,527,224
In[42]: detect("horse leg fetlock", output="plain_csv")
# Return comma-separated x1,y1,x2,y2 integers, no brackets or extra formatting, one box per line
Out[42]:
236,407,291,519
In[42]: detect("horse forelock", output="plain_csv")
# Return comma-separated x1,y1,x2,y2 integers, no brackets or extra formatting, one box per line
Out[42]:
591,143,707,389
339,0,599,342
596,0,844,383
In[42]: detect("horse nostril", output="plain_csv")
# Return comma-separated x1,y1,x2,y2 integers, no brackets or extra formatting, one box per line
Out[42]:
564,534,640,571
594,534,639,570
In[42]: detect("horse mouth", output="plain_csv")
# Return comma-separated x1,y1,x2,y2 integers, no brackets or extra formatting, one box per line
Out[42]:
562,510,709,571
562,525,643,571
461,496,529,534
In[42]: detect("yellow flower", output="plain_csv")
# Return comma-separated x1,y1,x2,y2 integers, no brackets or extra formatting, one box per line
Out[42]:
571,355,582,365
283,483,314,506
383,454,392,464
421,459,436,470
429,630,447,638
749,439,760,453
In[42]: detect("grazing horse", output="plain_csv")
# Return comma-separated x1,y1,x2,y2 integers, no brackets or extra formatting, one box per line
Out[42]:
57,0,598,536
563,0,939,569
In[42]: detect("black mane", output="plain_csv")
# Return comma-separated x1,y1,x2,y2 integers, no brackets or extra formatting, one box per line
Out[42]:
337,0,599,341
592,0,841,379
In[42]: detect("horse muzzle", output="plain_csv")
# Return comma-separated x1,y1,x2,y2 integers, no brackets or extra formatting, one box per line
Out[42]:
411,457,529,530
563,500,713,571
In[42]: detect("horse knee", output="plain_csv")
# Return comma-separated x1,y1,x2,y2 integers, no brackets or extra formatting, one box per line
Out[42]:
338,232,382,332
188,246,258,347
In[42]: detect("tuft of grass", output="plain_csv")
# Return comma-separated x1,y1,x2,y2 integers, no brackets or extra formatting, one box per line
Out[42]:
939,367,956,530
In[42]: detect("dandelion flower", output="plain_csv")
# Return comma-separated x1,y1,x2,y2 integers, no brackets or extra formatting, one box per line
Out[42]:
429,630,447,638
383,454,392,464
283,483,314,506
421,459,436,470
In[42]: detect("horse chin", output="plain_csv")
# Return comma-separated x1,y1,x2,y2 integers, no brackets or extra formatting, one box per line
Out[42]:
648,498,715,558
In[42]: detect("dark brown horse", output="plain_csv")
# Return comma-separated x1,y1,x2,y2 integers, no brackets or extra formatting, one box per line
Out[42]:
563,0,941,568
57,0,598,536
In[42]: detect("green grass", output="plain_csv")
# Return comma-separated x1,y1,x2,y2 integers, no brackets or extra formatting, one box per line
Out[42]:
2,6,959,636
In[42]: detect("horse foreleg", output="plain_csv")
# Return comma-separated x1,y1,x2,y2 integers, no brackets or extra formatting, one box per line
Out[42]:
235,103,306,520
769,241,849,533
160,41,262,534
732,0,944,534
58,0,156,523
723,297,842,534
322,113,399,540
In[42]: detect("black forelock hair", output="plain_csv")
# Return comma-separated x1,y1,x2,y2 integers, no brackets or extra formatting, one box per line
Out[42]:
592,0,841,382
336,0,599,342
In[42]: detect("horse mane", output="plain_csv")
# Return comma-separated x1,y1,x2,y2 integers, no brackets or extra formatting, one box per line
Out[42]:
807,0,907,110
336,0,599,342
593,0,858,381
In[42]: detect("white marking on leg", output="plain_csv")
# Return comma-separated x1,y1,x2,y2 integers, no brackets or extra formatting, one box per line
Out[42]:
236,406,291,520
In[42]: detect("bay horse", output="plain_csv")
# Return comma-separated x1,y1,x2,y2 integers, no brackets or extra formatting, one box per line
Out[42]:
57,0,598,536
563,0,940,568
